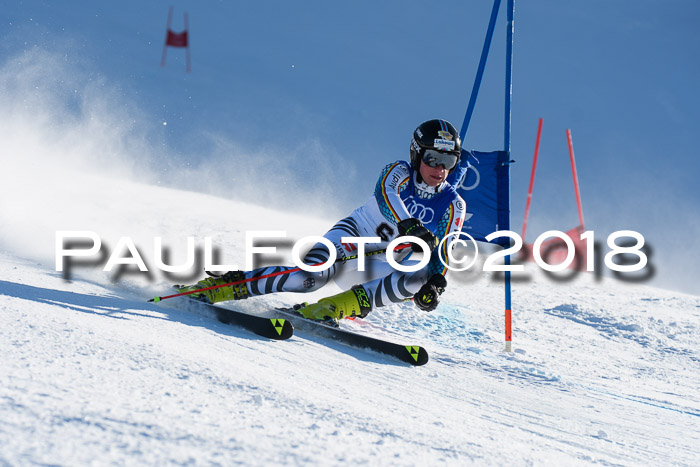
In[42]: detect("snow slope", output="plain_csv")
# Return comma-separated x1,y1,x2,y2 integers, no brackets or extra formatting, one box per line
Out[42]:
1,169,699,465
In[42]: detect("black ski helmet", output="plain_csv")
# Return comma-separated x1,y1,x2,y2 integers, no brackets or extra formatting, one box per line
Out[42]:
410,119,462,172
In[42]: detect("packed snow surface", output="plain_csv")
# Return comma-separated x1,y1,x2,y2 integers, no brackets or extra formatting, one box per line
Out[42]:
0,170,698,465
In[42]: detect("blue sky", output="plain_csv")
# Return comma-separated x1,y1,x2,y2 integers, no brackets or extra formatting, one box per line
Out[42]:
3,1,699,293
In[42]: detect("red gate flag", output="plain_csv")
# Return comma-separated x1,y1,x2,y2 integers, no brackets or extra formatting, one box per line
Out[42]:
161,7,191,72
519,122,588,271
166,30,188,48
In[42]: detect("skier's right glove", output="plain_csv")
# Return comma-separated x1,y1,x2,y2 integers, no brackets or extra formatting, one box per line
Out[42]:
397,218,438,253
414,274,447,312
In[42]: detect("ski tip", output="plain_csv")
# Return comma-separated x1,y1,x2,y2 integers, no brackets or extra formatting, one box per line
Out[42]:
150,297,161,303
405,345,429,366
269,318,294,340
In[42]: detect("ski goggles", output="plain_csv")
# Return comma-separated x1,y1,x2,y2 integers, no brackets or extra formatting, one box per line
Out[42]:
422,149,459,170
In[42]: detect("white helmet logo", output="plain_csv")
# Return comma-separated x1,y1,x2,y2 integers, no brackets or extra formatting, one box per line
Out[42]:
434,138,455,151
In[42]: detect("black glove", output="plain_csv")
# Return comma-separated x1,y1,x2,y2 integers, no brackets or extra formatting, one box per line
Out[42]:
222,270,245,283
414,274,447,311
397,218,438,253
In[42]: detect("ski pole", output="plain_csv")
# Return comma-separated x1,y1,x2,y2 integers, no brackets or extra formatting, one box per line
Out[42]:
149,243,411,303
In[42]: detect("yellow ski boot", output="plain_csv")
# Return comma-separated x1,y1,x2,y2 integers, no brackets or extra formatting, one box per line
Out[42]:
176,271,249,304
296,286,372,326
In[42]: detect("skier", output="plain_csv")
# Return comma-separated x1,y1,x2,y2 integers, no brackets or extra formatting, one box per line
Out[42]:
177,119,467,325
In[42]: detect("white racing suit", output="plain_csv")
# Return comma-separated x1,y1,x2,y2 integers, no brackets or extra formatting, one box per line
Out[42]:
242,160,466,308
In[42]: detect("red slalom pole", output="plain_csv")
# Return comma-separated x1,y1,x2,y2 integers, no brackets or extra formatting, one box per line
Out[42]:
149,243,411,303
566,129,585,230
522,118,543,241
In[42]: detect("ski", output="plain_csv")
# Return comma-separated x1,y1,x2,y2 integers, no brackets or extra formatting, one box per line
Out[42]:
186,300,294,340
155,286,294,340
272,307,429,366
213,304,294,340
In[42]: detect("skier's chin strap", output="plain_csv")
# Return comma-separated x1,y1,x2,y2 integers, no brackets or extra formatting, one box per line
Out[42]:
413,171,442,196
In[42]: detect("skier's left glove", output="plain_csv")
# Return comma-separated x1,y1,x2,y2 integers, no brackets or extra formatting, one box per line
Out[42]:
414,274,447,312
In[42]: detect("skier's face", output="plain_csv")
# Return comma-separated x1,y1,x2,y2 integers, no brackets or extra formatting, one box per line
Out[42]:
419,160,447,186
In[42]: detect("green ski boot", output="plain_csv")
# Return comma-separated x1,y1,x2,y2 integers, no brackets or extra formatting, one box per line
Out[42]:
176,271,249,304
297,286,372,326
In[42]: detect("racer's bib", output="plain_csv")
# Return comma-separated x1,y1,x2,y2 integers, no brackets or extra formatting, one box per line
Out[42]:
399,163,458,233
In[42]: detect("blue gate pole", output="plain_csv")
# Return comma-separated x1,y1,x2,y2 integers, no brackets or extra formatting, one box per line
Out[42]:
503,0,515,352
459,0,502,143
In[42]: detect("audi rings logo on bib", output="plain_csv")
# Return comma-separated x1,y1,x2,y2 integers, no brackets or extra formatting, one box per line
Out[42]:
405,197,435,224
